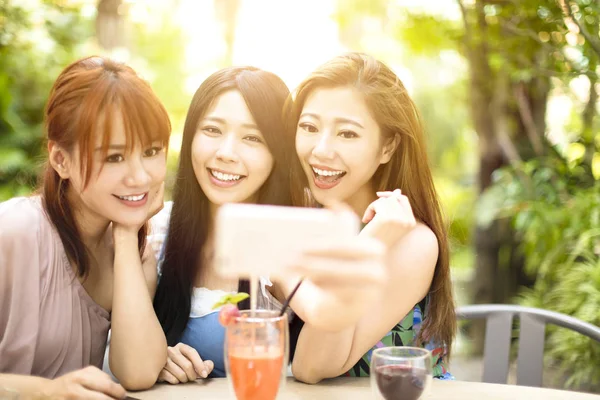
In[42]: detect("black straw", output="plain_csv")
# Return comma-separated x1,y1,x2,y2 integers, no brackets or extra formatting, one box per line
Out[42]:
279,279,303,317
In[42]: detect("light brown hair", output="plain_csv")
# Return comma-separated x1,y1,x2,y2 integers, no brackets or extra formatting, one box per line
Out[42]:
287,52,456,356
42,56,171,277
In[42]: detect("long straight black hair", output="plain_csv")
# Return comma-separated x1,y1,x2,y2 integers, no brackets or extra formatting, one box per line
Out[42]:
153,67,294,346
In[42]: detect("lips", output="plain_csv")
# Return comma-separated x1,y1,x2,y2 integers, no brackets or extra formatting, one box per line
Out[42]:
112,192,148,207
207,168,247,188
310,165,346,190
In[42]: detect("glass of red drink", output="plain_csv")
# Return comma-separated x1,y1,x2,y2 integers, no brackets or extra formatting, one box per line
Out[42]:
371,347,432,400
224,310,289,400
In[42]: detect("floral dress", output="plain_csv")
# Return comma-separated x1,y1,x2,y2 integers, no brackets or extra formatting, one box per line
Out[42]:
344,298,453,379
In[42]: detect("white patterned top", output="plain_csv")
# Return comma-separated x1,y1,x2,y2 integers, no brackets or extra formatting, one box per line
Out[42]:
148,202,293,320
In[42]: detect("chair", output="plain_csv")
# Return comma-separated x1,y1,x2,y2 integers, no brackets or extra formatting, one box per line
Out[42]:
456,304,600,387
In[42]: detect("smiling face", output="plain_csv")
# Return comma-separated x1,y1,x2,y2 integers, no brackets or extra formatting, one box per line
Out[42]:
295,86,396,209
56,111,167,228
191,90,274,206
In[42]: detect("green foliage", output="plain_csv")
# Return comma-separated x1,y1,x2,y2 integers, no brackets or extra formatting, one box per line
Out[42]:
129,16,190,130
477,154,600,387
0,1,188,201
0,0,92,201
333,0,387,33
393,12,462,56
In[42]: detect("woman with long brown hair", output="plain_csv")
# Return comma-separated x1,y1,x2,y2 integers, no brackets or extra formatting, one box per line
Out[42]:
151,66,296,382
0,56,169,397
284,52,456,383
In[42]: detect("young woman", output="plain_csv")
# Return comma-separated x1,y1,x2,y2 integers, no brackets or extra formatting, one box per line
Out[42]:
284,52,456,383
151,66,388,384
151,66,295,382
0,56,170,397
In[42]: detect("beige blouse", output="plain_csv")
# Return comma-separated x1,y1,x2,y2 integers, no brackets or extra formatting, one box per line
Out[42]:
0,196,110,378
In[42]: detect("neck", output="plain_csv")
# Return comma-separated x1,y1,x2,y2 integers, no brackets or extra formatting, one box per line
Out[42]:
209,201,220,221
345,180,378,219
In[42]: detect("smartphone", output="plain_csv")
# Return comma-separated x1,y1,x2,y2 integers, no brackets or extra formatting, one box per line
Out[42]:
214,204,360,279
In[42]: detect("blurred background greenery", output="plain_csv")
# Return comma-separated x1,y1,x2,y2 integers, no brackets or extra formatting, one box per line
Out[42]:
0,0,598,390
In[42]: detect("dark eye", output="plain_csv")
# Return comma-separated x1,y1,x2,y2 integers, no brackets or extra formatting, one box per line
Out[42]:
244,135,264,144
299,122,318,133
203,126,221,136
144,146,164,157
339,130,358,139
106,154,124,163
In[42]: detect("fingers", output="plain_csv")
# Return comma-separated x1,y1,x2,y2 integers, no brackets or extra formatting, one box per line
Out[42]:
203,360,215,376
168,345,198,382
164,356,190,383
363,192,401,223
176,343,210,379
78,367,126,399
398,195,416,225
362,199,378,223
376,188,402,198
73,388,118,400
157,369,179,385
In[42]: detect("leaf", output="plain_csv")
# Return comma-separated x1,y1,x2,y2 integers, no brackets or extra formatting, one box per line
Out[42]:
211,292,249,310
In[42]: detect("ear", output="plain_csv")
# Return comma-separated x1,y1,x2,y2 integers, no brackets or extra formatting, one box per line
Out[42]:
379,133,400,165
48,141,72,180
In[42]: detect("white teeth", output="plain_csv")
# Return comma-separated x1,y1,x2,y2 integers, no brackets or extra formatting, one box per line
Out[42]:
210,169,241,181
312,167,345,177
118,194,145,201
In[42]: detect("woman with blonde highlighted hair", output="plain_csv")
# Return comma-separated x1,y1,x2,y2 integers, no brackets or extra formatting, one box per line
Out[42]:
0,56,170,397
285,52,456,382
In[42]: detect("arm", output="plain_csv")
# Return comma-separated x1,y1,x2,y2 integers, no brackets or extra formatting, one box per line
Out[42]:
0,368,126,399
108,229,168,390
291,224,438,383
0,375,51,397
0,200,126,398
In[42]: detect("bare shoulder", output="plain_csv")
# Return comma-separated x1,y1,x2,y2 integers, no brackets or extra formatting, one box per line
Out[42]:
388,223,439,274
405,223,439,252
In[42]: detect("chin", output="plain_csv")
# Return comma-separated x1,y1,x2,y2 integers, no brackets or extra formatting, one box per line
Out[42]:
110,214,147,229
213,196,246,206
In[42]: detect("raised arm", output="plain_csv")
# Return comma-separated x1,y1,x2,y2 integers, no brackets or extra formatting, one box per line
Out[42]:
284,192,438,383
108,188,168,390
290,225,437,383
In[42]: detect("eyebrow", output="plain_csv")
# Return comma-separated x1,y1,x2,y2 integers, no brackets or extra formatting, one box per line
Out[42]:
95,144,126,152
202,116,259,130
299,113,365,129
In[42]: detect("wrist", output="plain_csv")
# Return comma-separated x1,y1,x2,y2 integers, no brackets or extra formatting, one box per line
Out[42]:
112,225,140,245
34,377,56,398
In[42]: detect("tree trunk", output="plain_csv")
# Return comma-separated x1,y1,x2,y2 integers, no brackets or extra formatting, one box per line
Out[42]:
214,0,241,66
459,0,552,354
96,0,126,50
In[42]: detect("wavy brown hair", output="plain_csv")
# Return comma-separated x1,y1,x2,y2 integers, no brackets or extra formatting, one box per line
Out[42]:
42,56,171,277
285,52,456,357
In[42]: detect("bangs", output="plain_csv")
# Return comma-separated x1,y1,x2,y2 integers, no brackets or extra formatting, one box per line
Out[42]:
76,70,171,186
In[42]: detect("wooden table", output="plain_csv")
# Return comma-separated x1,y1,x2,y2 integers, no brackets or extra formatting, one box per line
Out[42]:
129,377,600,399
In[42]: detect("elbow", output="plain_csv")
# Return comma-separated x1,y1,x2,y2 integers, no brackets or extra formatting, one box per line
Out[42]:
292,360,329,385
115,368,161,391
110,350,166,391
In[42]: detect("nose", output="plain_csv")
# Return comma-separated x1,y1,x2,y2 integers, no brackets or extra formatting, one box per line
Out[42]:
124,155,151,188
215,133,239,163
312,132,336,161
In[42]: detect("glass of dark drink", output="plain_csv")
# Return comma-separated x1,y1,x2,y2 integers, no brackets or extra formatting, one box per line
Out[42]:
370,347,432,400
